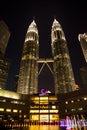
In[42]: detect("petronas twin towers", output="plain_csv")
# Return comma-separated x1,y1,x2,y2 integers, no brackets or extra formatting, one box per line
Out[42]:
17,18,75,95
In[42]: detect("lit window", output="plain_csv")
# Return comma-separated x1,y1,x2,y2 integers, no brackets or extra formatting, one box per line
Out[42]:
30,110,39,113
49,97,57,100
40,101,48,104
24,115,26,118
52,105,56,109
19,110,22,113
40,97,48,100
13,109,18,113
6,109,11,112
0,99,6,102
65,101,68,104
0,108,4,111
40,110,48,113
71,100,74,103
31,97,39,100
77,99,80,101
19,115,22,118
78,108,83,111
83,97,87,100
65,109,67,112
50,110,58,113
11,100,18,104
71,109,75,111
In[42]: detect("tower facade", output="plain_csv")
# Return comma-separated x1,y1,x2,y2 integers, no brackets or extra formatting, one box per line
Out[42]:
78,33,87,63
0,20,10,89
0,20,10,56
80,66,87,88
0,55,10,89
51,19,75,94
17,20,39,94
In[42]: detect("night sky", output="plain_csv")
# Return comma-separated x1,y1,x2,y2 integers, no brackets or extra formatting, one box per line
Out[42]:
0,1,87,92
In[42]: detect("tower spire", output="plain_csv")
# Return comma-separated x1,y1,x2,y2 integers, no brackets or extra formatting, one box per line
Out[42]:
53,15,56,20
33,16,35,21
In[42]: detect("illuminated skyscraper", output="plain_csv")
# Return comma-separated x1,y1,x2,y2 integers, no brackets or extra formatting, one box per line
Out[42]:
78,33,87,88
0,20,10,89
0,55,10,89
51,19,75,94
0,20,10,56
17,20,39,94
80,66,87,88
78,33,87,63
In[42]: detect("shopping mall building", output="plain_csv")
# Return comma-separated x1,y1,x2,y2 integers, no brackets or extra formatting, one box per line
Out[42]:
0,88,87,124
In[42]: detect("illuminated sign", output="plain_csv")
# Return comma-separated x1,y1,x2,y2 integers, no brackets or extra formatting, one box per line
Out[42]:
40,89,47,95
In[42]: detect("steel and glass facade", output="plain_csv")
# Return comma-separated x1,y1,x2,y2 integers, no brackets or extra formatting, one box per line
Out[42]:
30,93,59,123
78,33,87,63
0,89,59,124
0,55,10,89
0,20,10,56
17,20,39,94
0,89,87,125
51,19,75,94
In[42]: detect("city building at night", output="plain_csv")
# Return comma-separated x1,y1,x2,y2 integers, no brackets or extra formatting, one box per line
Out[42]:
0,89,29,123
78,33,87,88
51,19,75,94
0,89,59,124
0,54,10,89
78,33,87,63
80,66,87,88
0,88,87,125
0,20,10,56
0,21,10,90
58,88,87,120
0,19,87,126
18,18,76,95
17,20,39,94
29,92,59,123
12,75,19,92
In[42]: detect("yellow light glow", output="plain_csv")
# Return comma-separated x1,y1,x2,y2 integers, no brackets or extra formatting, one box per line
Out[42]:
32,101,39,104
65,109,67,112
50,114,59,121
6,109,11,112
78,108,83,111
52,105,56,109
0,89,21,99
40,101,48,104
13,109,18,113
30,110,39,113
40,97,48,100
65,101,68,104
19,115,22,118
49,97,57,100
40,110,48,113
40,106,48,109
77,99,80,101
31,115,39,120
31,97,39,100
0,108,4,111
84,97,87,100
19,110,22,113
71,109,75,111
71,100,74,103
40,115,49,122
24,115,26,118
50,110,58,113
